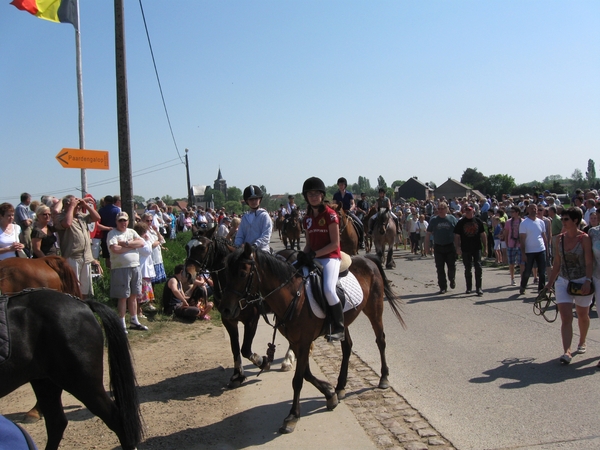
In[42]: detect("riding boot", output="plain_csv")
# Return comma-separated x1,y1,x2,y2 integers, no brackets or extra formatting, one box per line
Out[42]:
326,302,345,342
395,217,401,234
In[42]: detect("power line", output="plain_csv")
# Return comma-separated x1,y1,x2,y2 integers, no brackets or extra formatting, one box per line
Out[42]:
138,0,184,163
0,157,184,202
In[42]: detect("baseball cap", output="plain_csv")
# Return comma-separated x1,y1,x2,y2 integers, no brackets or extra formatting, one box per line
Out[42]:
116,211,129,221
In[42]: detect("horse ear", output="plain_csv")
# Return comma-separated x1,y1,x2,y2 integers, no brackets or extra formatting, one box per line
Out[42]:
206,226,217,239
243,242,253,258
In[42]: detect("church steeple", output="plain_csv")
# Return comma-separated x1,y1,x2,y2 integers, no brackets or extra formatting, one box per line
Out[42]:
214,167,227,197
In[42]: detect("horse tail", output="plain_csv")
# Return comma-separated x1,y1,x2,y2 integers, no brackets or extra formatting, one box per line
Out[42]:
85,300,144,446
364,254,406,329
43,256,82,298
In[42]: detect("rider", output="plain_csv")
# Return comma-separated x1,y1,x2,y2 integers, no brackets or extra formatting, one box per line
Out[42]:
332,177,365,249
299,177,345,342
235,185,273,253
368,188,401,235
282,195,297,233
355,192,370,221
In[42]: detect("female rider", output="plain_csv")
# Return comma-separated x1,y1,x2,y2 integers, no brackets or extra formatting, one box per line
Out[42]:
300,177,344,341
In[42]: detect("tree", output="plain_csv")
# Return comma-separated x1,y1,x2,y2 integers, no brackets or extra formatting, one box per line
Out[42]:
357,176,371,193
461,168,486,190
571,169,585,189
133,195,146,207
227,187,242,203
482,174,515,199
223,200,243,215
377,176,387,190
161,195,173,205
391,180,405,189
586,159,597,188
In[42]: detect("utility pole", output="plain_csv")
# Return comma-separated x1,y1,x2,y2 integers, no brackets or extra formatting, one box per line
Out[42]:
185,148,193,207
114,0,134,224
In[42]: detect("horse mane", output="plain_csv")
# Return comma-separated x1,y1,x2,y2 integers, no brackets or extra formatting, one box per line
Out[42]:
212,237,233,268
228,246,296,283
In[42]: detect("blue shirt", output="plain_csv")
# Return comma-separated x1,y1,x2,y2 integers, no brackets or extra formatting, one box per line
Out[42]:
234,208,273,252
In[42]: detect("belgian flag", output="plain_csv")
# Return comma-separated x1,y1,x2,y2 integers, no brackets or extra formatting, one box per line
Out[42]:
11,0,78,29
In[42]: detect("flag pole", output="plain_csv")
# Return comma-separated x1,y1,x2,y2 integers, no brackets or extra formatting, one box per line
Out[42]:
74,0,87,196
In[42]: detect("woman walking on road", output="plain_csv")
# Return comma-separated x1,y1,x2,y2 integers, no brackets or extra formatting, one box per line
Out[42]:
544,207,594,365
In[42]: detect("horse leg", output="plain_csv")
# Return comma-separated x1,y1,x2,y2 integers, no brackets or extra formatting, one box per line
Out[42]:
222,319,246,388
302,357,338,410
386,244,395,269
335,328,353,400
240,311,269,371
280,345,308,434
281,346,295,372
365,313,390,389
30,379,67,450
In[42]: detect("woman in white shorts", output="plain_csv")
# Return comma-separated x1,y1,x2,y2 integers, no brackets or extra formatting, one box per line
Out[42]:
545,207,594,365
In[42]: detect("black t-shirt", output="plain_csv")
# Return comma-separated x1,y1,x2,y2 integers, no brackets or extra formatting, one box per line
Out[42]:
453,217,485,252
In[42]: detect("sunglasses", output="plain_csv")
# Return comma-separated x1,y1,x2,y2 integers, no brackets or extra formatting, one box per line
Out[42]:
561,217,571,222
117,219,128,222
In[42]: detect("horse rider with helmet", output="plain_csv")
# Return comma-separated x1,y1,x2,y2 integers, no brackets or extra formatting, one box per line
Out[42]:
282,194,297,234
235,185,273,253
298,176,345,341
368,187,401,235
332,177,365,249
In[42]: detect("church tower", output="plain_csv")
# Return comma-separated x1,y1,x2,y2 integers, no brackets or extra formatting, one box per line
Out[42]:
214,168,227,197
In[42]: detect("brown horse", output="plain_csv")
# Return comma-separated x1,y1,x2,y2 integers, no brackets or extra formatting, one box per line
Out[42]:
282,209,302,250
220,243,405,434
275,210,285,240
362,206,377,253
373,209,397,269
331,204,359,255
0,256,82,297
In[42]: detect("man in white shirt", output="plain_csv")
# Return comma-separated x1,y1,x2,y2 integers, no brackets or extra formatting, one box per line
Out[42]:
519,204,548,295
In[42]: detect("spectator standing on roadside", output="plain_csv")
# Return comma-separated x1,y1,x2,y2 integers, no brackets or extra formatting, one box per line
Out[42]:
0,203,25,261
14,193,33,256
54,195,100,298
519,203,548,295
31,205,57,258
504,206,525,286
97,195,120,269
425,201,458,294
454,204,487,296
108,211,148,332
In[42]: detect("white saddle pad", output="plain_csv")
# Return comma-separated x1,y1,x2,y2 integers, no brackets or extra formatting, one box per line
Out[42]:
303,267,363,319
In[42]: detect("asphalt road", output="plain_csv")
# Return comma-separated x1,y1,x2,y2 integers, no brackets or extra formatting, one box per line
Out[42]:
346,246,600,450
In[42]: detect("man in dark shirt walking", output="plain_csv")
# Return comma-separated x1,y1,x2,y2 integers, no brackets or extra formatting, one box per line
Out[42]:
454,204,487,296
425,202,458,294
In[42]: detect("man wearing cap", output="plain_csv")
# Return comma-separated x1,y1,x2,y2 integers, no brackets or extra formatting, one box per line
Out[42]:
54,195,101,298
107,211,148,332
217,216,231,238
454,204,487,296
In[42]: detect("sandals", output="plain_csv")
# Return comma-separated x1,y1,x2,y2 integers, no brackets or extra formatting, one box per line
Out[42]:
199,315,211,321
559,354,572,365
129,323,148,331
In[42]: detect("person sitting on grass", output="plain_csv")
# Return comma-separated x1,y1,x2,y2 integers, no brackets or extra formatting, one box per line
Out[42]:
163,264,213,320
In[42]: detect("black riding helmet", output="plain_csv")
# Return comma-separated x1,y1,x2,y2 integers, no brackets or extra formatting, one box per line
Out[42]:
302,177,326,202
243,185,263,204
337,177,347,187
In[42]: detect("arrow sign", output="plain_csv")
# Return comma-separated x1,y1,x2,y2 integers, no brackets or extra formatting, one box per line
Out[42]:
56,148,110,170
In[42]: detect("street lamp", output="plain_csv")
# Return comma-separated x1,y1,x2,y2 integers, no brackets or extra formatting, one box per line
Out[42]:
185,148,192,207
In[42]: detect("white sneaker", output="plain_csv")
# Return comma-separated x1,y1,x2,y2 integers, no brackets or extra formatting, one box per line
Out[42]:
511,279,516,286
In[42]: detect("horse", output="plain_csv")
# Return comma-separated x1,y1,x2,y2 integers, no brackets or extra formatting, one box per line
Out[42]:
0,256,83,422
0,256,82,298
362,206,377,254
274,210,285,240
331,204,359,256
220,243,405,433
185,228,296,387
373,208,397,269
0,289,142,450
282,209,302,250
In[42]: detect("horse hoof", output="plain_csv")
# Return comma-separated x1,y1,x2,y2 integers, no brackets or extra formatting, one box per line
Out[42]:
280,362,292,372
336,389,346,400
279,416,298,434
227,375,246,389
22,411,42,424
259,359,271,372
326,392,339,410
378,379,390,390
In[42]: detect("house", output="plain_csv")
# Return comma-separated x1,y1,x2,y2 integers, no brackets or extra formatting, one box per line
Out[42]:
395,177,433,202
434,178,474,200
191,185,209,206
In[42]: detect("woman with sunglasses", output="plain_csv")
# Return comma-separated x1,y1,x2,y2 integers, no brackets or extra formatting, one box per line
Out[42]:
544,207,593,365
31,205,58,258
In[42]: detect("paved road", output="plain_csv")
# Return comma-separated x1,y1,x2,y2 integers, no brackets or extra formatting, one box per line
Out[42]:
347,246,600,450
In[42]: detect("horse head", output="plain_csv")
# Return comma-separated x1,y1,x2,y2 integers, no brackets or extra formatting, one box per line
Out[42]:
221,243,258,319
184,237,212,282
376,208,390,235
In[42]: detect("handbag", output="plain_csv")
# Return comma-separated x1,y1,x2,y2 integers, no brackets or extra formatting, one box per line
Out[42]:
561,235,594,296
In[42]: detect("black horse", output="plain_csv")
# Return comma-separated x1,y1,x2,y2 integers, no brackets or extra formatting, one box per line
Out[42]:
0,289,142,450
185,228,296,387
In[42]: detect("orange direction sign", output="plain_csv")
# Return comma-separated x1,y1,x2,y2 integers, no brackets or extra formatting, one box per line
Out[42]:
56,148,110,170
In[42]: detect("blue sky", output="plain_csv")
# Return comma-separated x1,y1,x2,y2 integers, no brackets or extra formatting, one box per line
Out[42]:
1,1,598,206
